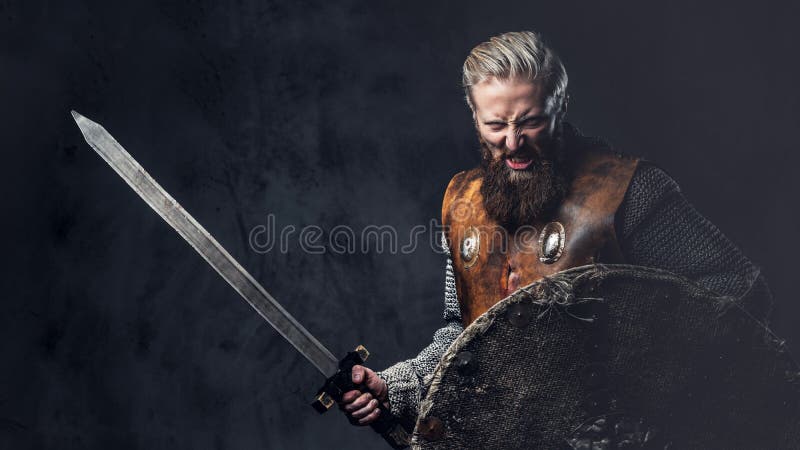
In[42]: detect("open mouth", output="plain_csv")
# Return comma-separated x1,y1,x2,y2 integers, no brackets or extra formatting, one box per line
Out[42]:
505,157,533,170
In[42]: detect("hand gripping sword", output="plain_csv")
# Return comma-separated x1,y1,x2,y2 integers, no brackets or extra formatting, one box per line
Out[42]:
71,111,412,449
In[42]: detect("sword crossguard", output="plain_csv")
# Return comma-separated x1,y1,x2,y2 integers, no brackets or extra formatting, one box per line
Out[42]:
312,345,412,449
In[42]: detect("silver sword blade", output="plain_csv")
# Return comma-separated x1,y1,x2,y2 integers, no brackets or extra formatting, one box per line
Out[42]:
71,110,339,378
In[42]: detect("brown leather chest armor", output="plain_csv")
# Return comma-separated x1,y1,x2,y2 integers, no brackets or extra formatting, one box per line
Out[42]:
442,150,639,326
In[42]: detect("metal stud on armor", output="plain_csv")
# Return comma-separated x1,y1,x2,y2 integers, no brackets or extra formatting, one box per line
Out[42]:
538,221,565,264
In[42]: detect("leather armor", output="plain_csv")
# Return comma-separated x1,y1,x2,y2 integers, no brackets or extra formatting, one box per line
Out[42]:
442,149,639,326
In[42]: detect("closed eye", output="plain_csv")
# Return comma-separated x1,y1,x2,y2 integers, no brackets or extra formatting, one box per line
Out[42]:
484,121,506,132
519,117,545,128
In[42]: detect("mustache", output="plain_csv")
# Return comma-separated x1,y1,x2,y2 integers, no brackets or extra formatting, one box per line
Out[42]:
478,139,552,167
481,147,556,175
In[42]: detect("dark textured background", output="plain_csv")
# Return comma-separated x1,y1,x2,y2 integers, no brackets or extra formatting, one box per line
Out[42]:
1,1,798,449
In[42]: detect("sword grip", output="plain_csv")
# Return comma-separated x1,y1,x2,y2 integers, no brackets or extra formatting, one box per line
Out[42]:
312,345,413,449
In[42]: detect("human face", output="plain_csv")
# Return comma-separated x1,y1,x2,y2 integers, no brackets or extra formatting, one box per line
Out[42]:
471,77,560,180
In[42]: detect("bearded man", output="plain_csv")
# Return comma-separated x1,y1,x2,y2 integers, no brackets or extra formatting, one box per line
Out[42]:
338,31,782,447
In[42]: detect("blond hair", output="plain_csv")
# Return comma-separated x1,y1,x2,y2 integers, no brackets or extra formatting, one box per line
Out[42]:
462,31,568,112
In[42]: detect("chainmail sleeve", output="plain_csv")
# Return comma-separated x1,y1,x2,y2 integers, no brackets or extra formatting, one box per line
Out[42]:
377,237,463,424
616,161,772,317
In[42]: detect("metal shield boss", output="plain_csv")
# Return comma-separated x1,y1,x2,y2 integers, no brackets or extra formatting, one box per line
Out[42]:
412,265,800,449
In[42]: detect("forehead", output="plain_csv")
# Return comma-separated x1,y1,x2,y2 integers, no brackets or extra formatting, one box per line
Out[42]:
471,77,547,118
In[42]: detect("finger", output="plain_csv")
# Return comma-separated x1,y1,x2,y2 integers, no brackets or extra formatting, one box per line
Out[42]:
351,398,378,419
344,392,373,413
358,407,382,425
351,365,365,384
340,390,362,404
364,369,384,394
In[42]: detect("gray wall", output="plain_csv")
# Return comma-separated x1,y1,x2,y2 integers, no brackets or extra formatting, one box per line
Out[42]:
1,1,798,448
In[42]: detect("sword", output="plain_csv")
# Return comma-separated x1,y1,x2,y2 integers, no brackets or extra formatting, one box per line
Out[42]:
71,111,411,449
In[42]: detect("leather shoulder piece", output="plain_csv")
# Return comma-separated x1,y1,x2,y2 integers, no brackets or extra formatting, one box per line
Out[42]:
561,150,640,263
441,168,482,228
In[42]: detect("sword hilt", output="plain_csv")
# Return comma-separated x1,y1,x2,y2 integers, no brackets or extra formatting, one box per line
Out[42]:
312,345,412,449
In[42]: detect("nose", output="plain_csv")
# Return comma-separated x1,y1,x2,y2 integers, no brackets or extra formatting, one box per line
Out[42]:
505,127,523,152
